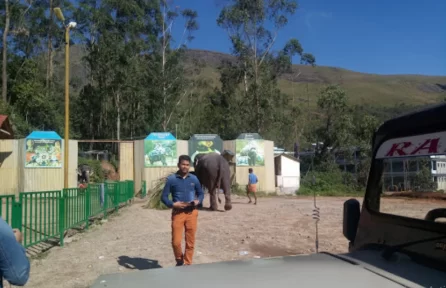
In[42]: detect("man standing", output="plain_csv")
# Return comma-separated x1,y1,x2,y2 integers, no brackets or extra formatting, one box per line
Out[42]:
247,168,258,205
161,155,204,266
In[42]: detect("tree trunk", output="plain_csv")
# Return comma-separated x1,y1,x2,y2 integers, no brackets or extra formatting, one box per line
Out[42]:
116,92,120,140
161,6,167,132
2,0,10,103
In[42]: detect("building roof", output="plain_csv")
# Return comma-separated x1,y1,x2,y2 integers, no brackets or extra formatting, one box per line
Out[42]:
0,115,14,139
274,153,300,162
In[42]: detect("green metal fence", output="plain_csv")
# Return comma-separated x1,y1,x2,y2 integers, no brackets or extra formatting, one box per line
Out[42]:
2,180,134,248
0,195,15,225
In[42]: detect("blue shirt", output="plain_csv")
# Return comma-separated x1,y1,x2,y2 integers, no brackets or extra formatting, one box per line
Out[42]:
0,218,30,287
161,172,204,208
249,173,258,184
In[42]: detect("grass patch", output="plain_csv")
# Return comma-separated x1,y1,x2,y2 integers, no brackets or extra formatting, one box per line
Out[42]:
297,186,364,197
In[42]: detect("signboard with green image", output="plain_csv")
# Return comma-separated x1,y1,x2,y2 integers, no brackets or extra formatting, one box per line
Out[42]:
144,132,177,167
235,133,265,166
25,131,63,168
188,134,223,163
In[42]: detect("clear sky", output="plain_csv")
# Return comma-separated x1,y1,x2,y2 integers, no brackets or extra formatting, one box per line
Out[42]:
172,0,446,76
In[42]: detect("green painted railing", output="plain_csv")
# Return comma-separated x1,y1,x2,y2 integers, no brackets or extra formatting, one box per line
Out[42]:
2,180,134,248
0,195,15,225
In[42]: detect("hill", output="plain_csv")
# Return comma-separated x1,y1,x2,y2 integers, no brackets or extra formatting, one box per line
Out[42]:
185,50,446,108
65,47,446,109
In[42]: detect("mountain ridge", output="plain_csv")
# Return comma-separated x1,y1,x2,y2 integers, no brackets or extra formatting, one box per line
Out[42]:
64,47,446,107
185,49,446,78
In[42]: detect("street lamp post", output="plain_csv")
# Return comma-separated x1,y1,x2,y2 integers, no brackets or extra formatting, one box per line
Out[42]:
54,8,76,188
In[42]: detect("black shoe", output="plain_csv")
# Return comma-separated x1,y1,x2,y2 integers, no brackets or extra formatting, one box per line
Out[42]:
176,260,184,266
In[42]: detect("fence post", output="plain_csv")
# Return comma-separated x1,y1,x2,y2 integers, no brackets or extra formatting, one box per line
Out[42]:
85,186,91,229
11,198,22,230
103,184,108,219
59,191,65,247
127,180,132,204
114,183,119,212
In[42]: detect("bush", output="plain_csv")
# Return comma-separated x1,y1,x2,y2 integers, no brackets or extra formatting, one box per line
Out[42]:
298,168,364,197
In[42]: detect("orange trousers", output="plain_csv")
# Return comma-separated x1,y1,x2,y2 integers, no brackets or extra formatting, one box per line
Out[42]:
171,209,198,265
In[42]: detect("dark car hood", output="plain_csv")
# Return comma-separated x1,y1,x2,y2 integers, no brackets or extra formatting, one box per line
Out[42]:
91,251,445,288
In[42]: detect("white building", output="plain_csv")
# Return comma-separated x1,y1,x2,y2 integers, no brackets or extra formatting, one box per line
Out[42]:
274,153,300,195
431,155,446,191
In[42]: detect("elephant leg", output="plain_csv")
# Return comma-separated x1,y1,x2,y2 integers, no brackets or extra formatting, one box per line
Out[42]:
221,176,232,211
216,185,222,204
209,185,218,211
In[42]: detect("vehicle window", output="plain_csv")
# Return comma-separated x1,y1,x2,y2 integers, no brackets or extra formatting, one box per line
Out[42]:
375,132,446,223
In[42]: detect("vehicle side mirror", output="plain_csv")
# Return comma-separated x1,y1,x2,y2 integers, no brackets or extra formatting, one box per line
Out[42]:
343,199,360,243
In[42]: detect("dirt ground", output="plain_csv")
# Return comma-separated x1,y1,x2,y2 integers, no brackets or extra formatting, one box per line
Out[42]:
24,195,444,288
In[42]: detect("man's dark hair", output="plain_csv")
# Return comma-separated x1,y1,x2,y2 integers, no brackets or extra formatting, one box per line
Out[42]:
249,168,253,173
178,155,191,164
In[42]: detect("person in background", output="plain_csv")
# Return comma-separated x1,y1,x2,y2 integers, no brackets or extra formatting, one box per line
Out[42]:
161,155,204,266
0,218,30,287
247,168,258,205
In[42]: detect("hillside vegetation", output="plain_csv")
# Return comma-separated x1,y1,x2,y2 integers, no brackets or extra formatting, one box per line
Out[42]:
185,50,446,107
61,46,446,110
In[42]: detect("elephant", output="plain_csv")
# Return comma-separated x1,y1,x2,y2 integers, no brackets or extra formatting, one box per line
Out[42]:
193,152,232,211
240,145,257,166
77,164,94,184
148,150,167,165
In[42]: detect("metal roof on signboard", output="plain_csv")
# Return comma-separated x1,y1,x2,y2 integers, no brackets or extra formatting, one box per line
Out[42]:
26,131,62,140
236,133,263,140
144,132,176,140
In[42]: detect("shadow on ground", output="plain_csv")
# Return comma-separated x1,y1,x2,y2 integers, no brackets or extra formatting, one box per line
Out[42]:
198,207,226,213
117,256,162,270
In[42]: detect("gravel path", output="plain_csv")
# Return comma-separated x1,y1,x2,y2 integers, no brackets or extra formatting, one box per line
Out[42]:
23,195,442,288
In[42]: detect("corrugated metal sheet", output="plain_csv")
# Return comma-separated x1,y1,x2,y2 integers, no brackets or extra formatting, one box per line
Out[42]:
133,140,145,195
0,140,19,195
0,139,78,194
22,139,67,192
68,140,78,188
119,142,134,181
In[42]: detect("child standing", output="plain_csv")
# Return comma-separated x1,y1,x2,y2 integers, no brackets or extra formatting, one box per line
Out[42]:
247,168,258,205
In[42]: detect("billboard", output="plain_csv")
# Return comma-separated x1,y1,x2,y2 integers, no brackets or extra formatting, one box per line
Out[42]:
188,134,223,163
144,132,177,167
25,131,62,168
235,133,265,166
